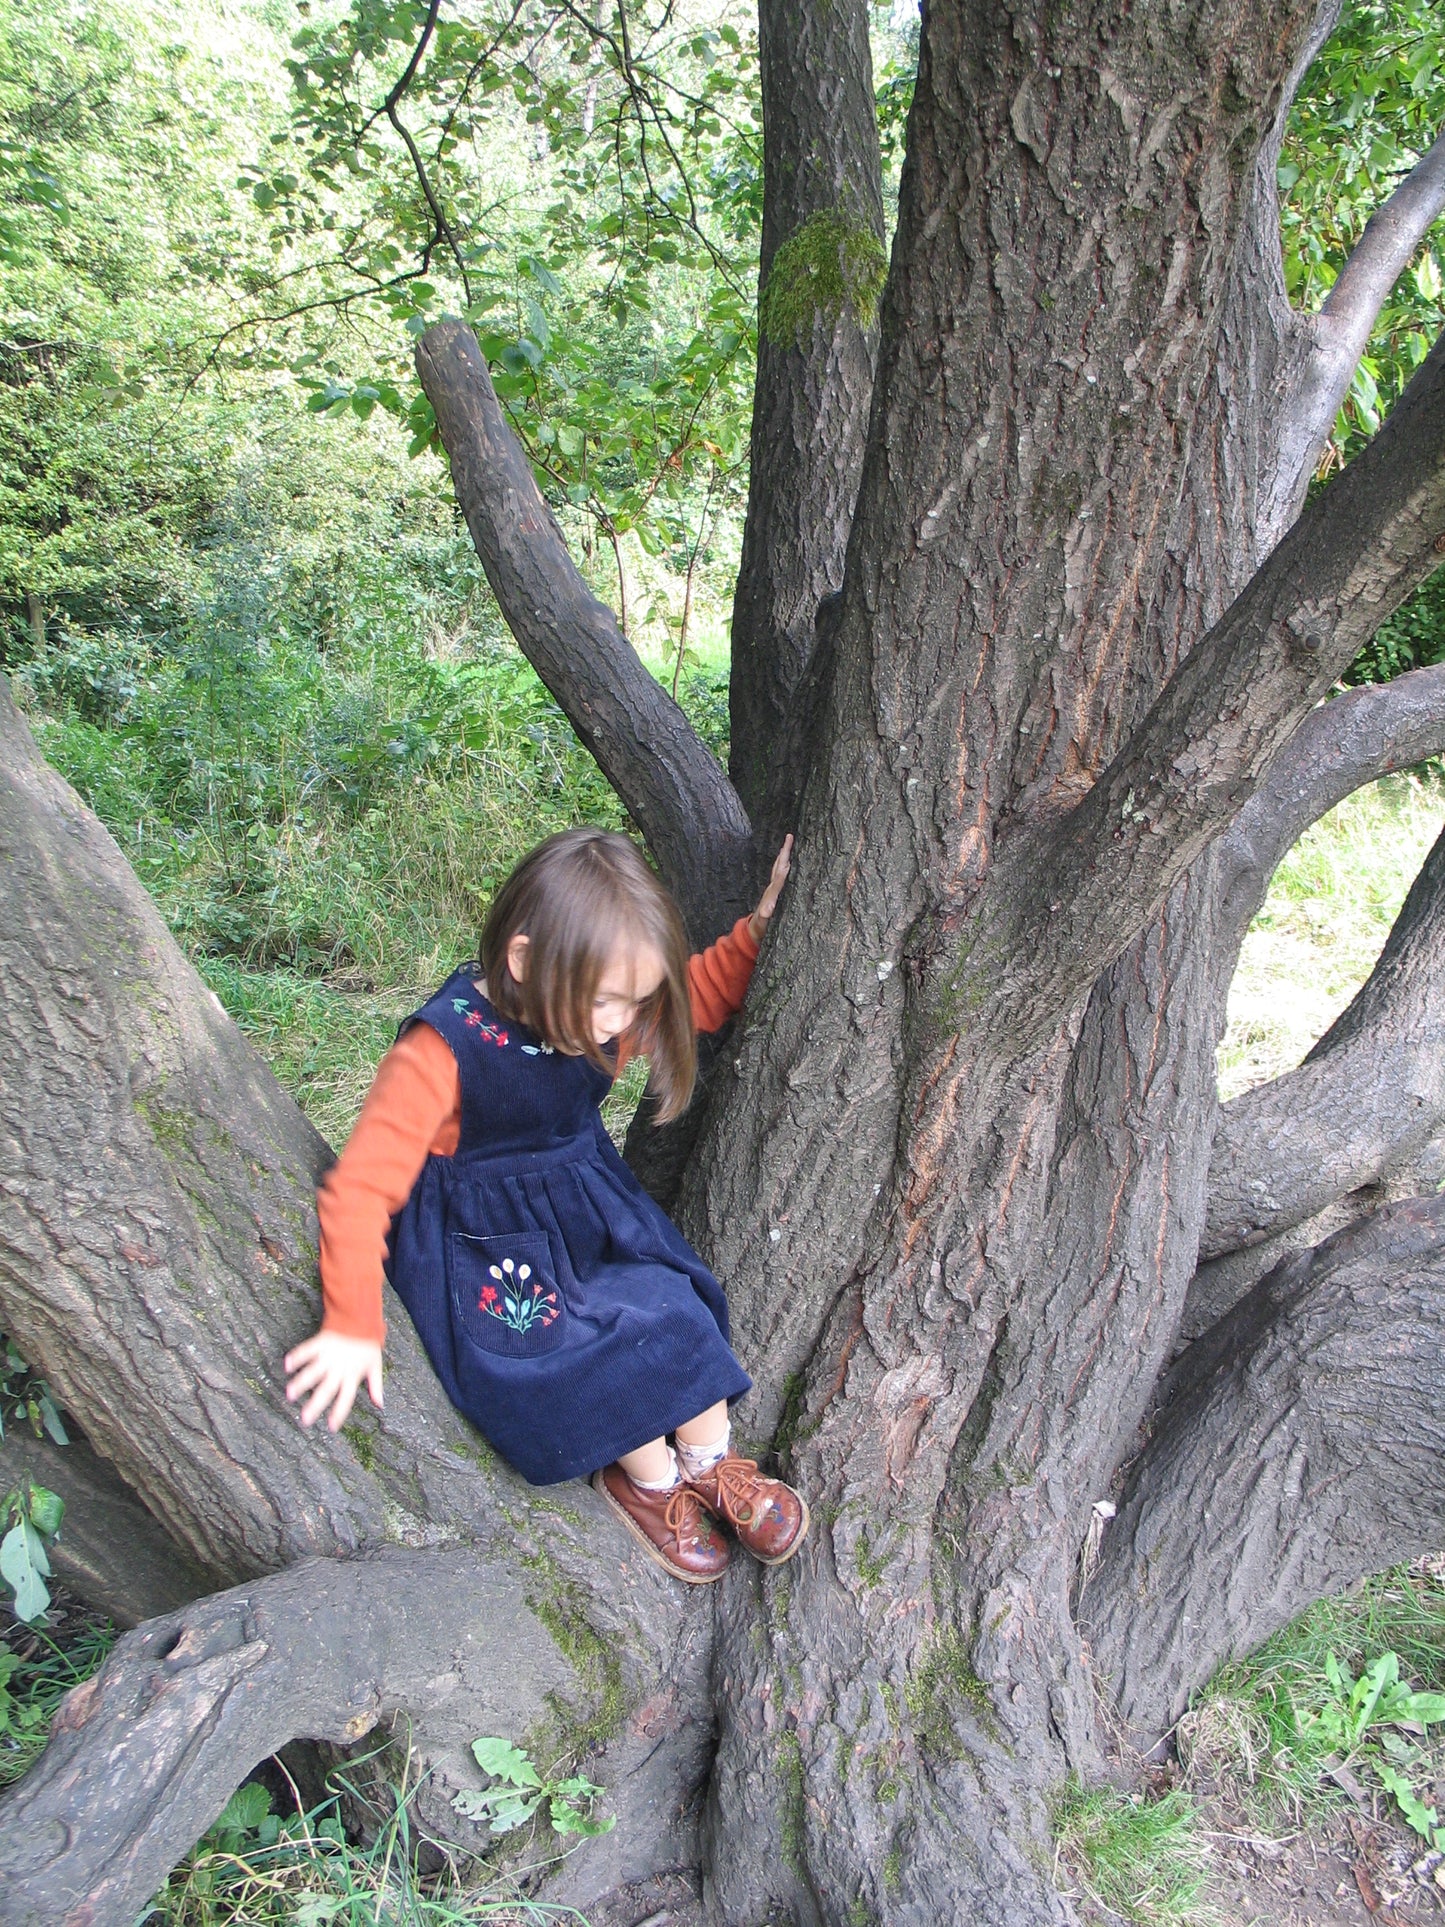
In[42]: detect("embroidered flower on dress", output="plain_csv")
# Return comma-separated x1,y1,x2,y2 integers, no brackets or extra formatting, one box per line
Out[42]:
462,1010,509,1046
478,1258,559,1333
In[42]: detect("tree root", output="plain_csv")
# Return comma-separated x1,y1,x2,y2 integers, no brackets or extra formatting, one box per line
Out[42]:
1084,1193,1445,1739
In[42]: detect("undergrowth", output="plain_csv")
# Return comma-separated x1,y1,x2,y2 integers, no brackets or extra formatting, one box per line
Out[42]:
138,1748,591,1925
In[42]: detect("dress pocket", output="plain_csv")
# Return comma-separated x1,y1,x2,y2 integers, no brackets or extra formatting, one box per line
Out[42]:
449,1231,567,1359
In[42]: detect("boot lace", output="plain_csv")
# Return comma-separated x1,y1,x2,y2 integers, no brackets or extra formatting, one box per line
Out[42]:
710,1456,771,1526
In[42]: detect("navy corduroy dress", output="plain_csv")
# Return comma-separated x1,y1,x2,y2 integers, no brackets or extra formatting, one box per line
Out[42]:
385,970,752,1484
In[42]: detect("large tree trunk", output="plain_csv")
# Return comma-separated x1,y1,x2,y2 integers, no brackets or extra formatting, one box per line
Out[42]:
6,0,1445,1922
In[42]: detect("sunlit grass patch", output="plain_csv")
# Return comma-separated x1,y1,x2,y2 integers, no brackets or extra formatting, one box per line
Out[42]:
1052,1780,1216,1925
1217,765,1445,1099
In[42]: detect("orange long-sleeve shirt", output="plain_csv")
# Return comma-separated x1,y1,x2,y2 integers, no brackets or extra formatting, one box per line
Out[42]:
317,917,760,1344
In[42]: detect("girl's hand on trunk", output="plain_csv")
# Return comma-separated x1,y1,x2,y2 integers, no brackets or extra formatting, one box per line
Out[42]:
748,834,794,944
284,1330,384,1431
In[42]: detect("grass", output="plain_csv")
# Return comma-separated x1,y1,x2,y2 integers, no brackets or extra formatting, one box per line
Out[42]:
0,1608,116,1788
1217,765,1445,1098
1052,1781,1215,1926
138,1747,592,1926
1180,1557,1445,1830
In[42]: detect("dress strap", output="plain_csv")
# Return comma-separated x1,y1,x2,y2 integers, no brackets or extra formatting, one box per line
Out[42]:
399,968,514,1152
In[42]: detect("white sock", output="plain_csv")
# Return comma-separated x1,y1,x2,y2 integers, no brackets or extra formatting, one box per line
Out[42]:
676,1425,730,1479
630,1448,680,1492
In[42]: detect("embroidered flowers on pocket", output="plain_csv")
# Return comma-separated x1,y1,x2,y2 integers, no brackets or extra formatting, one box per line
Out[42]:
478,1257,559,1333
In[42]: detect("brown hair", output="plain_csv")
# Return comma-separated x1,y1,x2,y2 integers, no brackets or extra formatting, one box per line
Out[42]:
480,829,697,1122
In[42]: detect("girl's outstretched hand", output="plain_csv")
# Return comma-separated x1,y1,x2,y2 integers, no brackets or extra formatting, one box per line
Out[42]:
284,1329,384,1431
748,833,794,944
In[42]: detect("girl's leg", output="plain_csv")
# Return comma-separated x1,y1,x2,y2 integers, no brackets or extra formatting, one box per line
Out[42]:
617,1435,674,1485
674,1400,729,1450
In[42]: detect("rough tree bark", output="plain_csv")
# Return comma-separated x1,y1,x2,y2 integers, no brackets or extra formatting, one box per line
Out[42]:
4,1,1445,1923
727,0,884,847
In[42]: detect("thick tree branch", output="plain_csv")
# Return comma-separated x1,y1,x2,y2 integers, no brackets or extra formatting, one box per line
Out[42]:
990,328,1445,1032
416,320,753,941
1214,661,1445,943
0,1550,572,1927
1271,124,1445,517
1204,818,1445,1260
1083,1193,1445,1739
728,0,882,842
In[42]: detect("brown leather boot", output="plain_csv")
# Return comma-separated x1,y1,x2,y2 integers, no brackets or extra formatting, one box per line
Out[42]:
682,1453,809,1566
592,1465,731,1584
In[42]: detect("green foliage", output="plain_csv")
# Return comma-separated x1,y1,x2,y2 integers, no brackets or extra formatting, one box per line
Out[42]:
0,1614,114,1787
141,1750,590,1924
0,1337,66,1447
758,208,887,347
1282,0,1445,467
456,1735,614,1838
0,1479,64,1624
1051,1781,1212,1926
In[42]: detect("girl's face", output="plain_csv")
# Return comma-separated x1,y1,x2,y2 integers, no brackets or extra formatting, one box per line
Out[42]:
504,934,666,1048
590,940,666,1046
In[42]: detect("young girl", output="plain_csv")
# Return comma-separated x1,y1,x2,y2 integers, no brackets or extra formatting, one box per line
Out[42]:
284,827,807,1584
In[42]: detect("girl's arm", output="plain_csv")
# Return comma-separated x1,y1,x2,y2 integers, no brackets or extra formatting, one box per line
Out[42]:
687,834,793,1033
285,1024,461,1429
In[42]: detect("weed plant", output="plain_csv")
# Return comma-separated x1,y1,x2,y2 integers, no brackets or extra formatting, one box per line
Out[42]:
1181,1558,1445,1836
139,1752,592,1926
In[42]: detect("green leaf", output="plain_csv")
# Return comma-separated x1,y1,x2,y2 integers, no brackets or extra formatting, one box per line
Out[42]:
38,1396,67,1446
26,1485,63,1538
0,1520,51,1622
471,1736,541,1787
549,1797,615,1836
214,1782,272,1837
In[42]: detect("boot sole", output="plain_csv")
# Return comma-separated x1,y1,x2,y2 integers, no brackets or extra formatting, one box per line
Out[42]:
591,1470,729,1585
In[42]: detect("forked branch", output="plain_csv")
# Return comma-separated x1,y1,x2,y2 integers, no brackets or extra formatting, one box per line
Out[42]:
1273,123,1445,507
416,320,753,940
1084,1193,1445,1739
998,328,1445,1028
1204,819,1445,1259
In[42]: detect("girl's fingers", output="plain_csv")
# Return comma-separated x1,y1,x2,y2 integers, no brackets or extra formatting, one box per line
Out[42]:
299,1372,340,1428
327,1376,358,1431
366,1358,385,1410
284,1336,322,1374
285,1357,328,1402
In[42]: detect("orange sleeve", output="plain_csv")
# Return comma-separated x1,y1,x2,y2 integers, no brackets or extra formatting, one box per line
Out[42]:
316,1023,462,1344
687,915,761,1033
